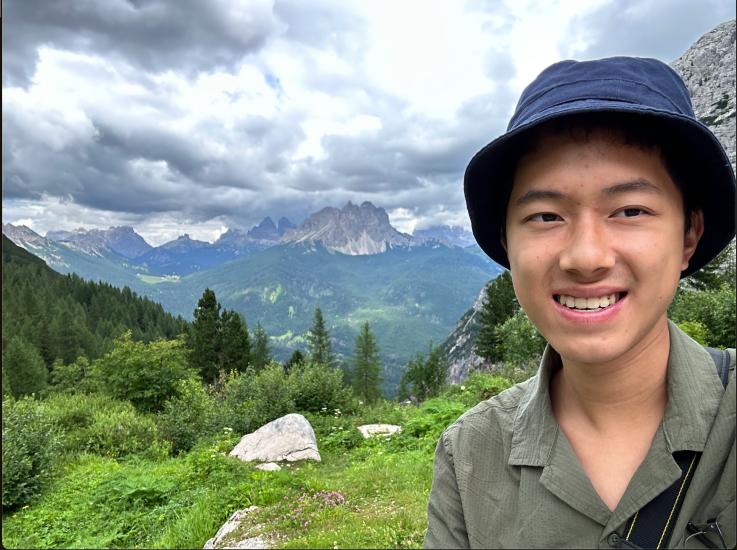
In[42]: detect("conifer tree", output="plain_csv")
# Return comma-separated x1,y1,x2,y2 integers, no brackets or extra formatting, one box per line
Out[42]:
307,306,335,367
3,336,47,398
251,321,272,372
219,309,251,374
474,270,519,363
351,321,384,404
284,349,306,373
189,288,221,382
400,341,449,401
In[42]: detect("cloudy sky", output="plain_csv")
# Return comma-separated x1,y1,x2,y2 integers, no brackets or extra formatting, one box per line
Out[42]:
2,0,735,246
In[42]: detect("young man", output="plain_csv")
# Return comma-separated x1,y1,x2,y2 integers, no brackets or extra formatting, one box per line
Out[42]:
424,57,735,549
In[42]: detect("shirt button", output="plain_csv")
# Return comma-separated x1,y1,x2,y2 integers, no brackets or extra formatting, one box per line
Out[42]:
607,533,620,547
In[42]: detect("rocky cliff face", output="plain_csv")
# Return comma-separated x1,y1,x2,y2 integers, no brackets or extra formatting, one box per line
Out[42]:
670,19,736,169
441,19,737,383
413,225,477,248
46,226,152,259
279,201,428,255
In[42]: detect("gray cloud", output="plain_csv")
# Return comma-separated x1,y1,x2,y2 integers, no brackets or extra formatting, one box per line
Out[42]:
2,0,278,88
566,0,736,62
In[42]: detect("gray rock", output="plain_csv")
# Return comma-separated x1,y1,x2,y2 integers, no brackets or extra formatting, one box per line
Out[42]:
254,462,281,471
203,507,268,549
357,424,402,438
230,414,321,463
670,19,736,170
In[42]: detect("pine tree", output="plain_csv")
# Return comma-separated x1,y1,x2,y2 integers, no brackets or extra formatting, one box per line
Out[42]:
400,341,449,401
474,270,519,363
3,336,47,398
284,349,306,373
251,321,271,372
189,288,221,382
219,309,250,374
351,321,384,404
306,306,335,367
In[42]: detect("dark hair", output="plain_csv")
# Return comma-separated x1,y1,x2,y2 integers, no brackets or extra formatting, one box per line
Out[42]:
500,112,702,243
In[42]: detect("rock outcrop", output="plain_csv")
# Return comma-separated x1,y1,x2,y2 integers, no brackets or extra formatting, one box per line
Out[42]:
230,414,321,463
670,19,736,170
203,507,267,549
357,424,402,438
278,201,451,256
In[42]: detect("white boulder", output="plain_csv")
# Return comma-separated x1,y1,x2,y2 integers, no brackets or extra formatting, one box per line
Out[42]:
203,507,267,549
230,413,321,463
254,462,281,472
357,424,401,438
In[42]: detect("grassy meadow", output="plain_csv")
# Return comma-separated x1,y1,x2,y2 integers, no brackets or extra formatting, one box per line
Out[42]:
1,372,518,550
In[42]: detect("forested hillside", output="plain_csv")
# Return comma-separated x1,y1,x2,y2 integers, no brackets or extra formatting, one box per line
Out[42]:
2,235,188,395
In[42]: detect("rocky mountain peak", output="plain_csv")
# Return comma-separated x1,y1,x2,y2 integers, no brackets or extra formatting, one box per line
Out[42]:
670,18,736,168
278,201,414,255
277,217,296,237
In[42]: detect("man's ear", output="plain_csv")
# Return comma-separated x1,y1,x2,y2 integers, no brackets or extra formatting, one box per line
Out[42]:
500,227,508,254
681,209,705,271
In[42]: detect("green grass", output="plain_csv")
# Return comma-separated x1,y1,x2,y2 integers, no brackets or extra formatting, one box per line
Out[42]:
1,372,523,550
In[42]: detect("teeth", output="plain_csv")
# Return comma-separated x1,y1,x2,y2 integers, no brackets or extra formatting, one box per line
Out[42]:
557,292,622,310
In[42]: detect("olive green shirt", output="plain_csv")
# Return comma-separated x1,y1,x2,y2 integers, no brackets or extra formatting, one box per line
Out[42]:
424,321,735,549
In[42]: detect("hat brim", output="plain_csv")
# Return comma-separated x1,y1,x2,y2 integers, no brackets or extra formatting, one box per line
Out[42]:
464,100,736,278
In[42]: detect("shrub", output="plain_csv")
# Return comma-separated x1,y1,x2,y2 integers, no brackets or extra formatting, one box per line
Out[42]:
2,395,63,509
495,310,547,367
249,362,296,428
403,398,467,442
442,372,514,408
677,320,709,345
160,378,226,455
290,362,353,414
44,392,162,458
669,283,736,349
92,331,194,413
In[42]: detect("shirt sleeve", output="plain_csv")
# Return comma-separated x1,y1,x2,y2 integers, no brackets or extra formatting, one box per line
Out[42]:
423,429,470,549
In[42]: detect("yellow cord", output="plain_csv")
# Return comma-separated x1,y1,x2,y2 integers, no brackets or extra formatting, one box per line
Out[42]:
626,511,639,540
656,453,698,549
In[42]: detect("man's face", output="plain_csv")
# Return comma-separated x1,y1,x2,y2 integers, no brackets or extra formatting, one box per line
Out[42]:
504,130,703,364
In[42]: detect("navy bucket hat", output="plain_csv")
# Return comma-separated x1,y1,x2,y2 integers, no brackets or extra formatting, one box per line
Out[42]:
464,56,736,278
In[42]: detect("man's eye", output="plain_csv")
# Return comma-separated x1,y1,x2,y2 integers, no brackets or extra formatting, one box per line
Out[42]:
613,208,645,218
530,213,561,222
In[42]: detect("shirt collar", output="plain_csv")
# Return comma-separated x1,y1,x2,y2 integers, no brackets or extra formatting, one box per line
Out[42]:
508,319,725,467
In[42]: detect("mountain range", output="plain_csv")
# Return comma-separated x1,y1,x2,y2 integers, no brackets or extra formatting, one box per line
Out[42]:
4,202,502,395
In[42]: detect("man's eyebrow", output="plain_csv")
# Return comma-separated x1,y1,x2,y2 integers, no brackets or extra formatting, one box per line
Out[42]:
515,178,662,207
515,189,569,206
602,178,662,196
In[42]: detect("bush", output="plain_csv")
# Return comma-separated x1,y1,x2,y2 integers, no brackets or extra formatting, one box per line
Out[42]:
92,331,194,413
403,398,467,442
44,392,163,458
249,362,296,428
442,372,514,408
677,321,709,345
495,309,547,367
669,283,736,349
290,362,353,414
2,395,63,509
160,378,227,455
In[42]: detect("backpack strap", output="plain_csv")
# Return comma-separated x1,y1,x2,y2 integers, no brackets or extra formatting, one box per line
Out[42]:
703,346,730,389
616,347,730,549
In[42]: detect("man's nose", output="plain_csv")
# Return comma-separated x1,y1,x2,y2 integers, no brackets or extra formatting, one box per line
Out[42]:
558,217,616,276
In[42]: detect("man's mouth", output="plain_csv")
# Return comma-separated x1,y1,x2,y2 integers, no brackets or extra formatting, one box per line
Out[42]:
553,292,626,312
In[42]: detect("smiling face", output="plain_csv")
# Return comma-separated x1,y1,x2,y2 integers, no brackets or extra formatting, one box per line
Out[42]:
504,129,703,364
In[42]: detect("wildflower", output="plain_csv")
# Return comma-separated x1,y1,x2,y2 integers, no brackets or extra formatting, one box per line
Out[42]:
118,425,123,430
460,386,466,390
22,506,29,510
